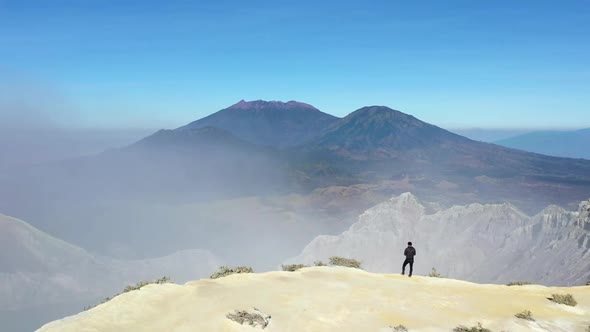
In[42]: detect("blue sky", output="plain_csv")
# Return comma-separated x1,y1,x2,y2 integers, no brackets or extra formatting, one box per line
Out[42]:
1,0,589,129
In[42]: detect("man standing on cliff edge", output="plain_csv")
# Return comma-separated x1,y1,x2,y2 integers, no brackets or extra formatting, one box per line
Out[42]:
402,242,416,277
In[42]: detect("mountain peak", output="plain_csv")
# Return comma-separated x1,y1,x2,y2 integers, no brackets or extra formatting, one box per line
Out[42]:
390,192,423,207
227,99,319,111
308,106,464,158
345,106,423,125
352,105,400,114
179,100,338,148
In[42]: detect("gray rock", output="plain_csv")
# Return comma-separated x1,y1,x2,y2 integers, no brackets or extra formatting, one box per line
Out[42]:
289,193,590,286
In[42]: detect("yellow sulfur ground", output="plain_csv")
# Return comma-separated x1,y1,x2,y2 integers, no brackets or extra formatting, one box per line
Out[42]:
38,266,590,332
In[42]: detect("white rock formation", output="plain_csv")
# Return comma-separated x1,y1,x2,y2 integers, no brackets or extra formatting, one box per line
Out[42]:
289,193,590,285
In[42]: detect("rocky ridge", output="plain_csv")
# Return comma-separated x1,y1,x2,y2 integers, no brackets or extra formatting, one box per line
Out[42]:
290,193,590,285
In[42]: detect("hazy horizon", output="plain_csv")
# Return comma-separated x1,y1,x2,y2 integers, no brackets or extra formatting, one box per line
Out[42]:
4,90,589,170
2,96,588,169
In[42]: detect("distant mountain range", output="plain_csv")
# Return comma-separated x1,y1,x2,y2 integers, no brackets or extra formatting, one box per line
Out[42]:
2,100,590,220
495,128,590,160
1,99,590,290
174,101,590,207
289,193,590,286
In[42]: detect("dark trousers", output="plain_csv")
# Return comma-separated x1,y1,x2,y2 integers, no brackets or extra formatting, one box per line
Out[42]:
402,258,414,276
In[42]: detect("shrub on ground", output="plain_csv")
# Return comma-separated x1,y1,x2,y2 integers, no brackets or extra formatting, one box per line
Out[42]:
84,276,172,310
506,281,533,286
390,324,408,331
548,293,577,306
210,266,254,279
452,322,491,332
123,276,171,293
328,256,362,269
515,309,534,321
428,267,442,278
281,264,307,272
226,308,270,329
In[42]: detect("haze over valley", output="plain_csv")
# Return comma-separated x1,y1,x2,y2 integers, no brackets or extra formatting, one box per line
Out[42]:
2,1,590,331
2,99,590,330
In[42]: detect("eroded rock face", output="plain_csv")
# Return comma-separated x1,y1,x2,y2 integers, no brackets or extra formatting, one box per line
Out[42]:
577,199,590,230
573,199,590,256
290,193,590,286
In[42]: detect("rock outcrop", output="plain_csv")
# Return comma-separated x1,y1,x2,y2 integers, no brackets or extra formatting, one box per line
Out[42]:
289,193,590,285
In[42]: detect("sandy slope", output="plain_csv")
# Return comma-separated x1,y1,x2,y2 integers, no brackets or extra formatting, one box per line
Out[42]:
38,267,590,332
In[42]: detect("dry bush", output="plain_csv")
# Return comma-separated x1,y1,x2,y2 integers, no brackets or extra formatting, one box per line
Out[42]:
123,276,171,293
84,276,172,310
390,324,408,331
548,293,577,306
226,308,270,329
314,260,327,266
453,322,491,332
428,267,442,278
507,281,533,286
328,256,362,269
210,266,254,279
515,309,535,321
281,264,307,272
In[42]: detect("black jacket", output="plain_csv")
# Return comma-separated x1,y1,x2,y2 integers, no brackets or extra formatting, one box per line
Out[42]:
404,246,416,260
